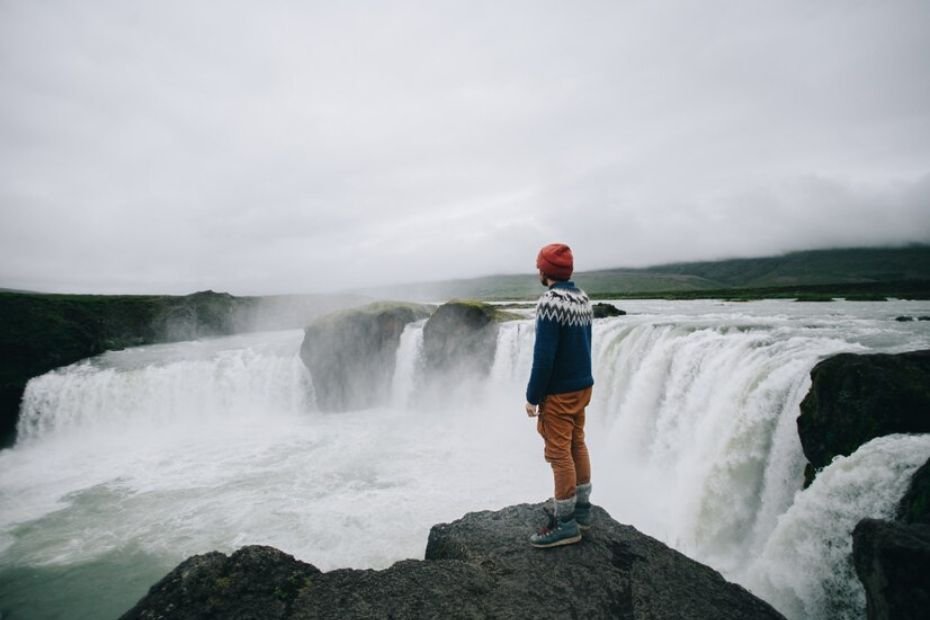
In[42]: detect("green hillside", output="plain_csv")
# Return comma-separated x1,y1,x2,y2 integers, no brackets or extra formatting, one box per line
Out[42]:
647,246,930,288
363,245,930,300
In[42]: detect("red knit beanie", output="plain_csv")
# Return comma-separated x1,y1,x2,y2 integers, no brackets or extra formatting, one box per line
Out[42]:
536,243,574,280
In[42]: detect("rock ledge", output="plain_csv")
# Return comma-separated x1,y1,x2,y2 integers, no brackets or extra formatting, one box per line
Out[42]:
121,503,784,619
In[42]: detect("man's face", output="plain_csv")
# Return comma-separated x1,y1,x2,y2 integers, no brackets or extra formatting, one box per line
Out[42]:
538,270,548,287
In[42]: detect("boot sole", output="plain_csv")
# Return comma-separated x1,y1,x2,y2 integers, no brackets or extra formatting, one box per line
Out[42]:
578,524,592,531
530,533,582,549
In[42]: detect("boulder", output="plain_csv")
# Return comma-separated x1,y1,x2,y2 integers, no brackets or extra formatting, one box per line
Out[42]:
592,302,626,318
300,302,433,411
121,503,785,619
120,546,321,620
853,518,930,620
797,350,930,484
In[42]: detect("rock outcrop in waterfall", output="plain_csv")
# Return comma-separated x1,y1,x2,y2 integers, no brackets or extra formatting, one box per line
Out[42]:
299,300,520,409
797,349,930,486
421,301,520,379
300,302,433,411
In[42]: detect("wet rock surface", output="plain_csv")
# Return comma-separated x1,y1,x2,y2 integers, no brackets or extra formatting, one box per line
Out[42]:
797,349,930,482
897,458,930,525
853,518,930,620
122,503,784,619
592,302,626,318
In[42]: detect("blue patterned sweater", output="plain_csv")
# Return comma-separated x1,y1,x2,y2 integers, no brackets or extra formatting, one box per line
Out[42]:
525,281,594,405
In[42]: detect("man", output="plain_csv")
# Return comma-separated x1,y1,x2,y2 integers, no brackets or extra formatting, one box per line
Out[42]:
525,242,595,548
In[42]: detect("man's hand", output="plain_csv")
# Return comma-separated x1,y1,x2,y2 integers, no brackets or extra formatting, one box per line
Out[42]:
525,402,538,417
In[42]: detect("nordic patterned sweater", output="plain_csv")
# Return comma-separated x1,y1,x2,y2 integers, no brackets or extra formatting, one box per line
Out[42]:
525,280,594,406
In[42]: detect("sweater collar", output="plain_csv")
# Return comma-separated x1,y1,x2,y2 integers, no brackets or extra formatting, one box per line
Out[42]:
549,280,575,290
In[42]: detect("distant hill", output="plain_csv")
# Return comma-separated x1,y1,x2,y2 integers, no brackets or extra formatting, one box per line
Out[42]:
358,245,930,300
646,246,930,288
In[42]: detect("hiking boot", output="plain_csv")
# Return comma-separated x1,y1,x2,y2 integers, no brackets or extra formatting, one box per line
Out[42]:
531,497,581,548
530,513,581,548
575,501,593,531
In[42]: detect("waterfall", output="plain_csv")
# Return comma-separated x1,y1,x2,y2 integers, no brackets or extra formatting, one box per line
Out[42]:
488,312,923,620
390,320,426,409
16,331,314,443
743,434,930,620
6,302,929,620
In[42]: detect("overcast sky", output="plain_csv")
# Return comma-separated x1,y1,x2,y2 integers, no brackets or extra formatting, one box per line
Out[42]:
2,1,929,295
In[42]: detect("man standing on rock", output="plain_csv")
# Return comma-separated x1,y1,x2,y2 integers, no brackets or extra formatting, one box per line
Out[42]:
525,243,595,548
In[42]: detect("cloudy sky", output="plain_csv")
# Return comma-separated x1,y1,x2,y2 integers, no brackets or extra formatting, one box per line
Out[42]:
2,1,929,295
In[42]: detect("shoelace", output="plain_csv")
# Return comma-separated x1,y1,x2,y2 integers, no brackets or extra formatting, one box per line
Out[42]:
537,507,559,535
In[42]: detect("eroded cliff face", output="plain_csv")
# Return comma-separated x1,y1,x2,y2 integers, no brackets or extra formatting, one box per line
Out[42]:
121,503,785,620
797,349,930,486
0,290,257,447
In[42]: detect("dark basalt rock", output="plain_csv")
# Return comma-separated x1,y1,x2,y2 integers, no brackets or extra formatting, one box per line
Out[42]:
797,350,930,484
592,302,626,318
853,518,930,620
300,302,433,411
121,546,322,620
898,458,930,525
121,503,785,619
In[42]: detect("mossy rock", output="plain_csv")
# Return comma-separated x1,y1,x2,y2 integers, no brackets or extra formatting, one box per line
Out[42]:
798,350,930,485
300,301,433,411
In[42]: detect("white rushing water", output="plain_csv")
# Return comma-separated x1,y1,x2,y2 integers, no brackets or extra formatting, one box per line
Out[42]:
1,299,929,619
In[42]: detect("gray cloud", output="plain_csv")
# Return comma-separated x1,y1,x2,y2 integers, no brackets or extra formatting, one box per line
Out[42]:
1,0,929,294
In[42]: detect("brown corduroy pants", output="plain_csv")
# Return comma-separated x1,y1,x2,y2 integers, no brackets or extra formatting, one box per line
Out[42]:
536,386,593,500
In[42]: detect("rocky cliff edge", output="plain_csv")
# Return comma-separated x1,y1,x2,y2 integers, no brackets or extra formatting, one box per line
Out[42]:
121,503,784,620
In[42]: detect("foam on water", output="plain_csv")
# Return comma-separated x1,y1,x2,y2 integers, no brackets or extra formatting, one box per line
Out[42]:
1,299,929,619
743,434,930,620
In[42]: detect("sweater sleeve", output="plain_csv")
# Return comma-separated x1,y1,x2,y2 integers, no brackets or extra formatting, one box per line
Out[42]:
525,313,559,405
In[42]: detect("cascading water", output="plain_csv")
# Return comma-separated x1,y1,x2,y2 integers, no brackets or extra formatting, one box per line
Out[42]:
390,319,426,409
16,332,316,443
1,299,928,620
744,433,930,620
